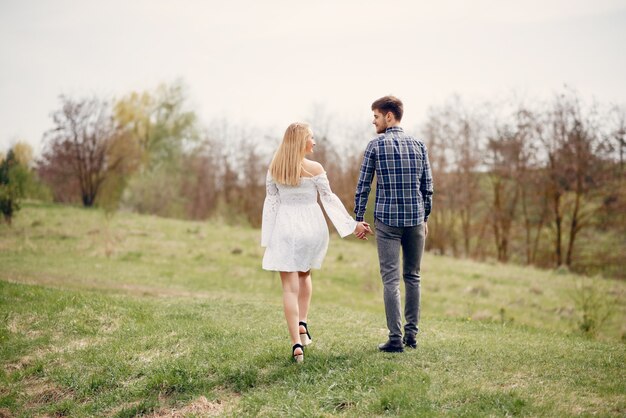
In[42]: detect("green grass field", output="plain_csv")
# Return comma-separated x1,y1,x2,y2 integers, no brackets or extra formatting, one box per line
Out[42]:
1,202,625,417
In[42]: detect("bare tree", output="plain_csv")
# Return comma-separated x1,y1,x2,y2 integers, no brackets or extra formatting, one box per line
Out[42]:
39,96,127,207
240,133,268,227
426,96,484,257
606,105,625,183
421,108,458,255
485,105,543,262
562,106,598,267
486,127,521,262
503,108,548,265
537,89,602,267
181,135,221,220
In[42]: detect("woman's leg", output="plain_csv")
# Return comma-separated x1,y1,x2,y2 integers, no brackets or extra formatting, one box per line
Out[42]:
298,270,312,327
280,271,302,355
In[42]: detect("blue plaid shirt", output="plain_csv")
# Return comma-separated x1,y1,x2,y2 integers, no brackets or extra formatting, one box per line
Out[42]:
354,126,433,227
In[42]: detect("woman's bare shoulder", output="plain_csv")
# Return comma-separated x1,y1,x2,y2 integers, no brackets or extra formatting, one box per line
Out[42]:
302,159,325,176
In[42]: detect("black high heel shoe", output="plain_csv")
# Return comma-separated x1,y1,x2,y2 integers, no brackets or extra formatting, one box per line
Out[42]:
292,343,304,363
299,321,312,346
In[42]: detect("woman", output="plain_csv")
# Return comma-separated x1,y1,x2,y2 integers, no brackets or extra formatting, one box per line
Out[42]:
261,122,370,363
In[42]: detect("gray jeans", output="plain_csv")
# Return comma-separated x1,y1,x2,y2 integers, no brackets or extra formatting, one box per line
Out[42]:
375,219,425,341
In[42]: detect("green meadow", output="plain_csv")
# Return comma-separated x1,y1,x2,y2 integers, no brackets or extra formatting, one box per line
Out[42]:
1,202,624,417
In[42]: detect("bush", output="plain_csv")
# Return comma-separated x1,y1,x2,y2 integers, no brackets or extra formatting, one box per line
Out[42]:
571,276,615,337
0,149,28,225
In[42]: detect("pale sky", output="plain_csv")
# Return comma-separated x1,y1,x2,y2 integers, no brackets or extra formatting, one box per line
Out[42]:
1,0,625,155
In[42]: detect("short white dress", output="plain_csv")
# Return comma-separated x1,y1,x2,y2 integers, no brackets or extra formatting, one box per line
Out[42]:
261,171,357,272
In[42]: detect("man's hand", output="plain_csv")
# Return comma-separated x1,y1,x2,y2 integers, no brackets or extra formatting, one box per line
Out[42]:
354,222,373,240
424,222,428,237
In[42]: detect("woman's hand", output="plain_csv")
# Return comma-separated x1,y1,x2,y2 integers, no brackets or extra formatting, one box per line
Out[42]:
354,222,373,240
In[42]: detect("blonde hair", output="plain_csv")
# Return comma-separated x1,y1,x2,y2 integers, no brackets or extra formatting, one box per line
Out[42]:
269,122,310,186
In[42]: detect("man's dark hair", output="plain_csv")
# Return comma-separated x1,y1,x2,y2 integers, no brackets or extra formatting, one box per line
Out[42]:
371,96,403,121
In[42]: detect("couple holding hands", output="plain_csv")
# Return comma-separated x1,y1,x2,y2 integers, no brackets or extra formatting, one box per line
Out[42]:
261,96,434,362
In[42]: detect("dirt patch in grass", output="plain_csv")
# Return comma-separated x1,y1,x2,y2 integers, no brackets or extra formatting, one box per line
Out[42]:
4,337,102,375
6,313,41,338
63,337,94,352
4,354,36,373
493,372,532,391
22,377,73,409
151,392,240,417
3,346,56,375
135,348,163,365
560,391,625,416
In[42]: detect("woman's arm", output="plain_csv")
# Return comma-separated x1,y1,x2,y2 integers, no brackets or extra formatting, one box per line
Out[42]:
261,172,280,247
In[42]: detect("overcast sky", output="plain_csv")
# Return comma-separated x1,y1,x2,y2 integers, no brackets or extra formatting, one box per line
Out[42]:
1,0,625,155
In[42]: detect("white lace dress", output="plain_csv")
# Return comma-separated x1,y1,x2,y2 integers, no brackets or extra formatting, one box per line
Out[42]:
261,172,357,272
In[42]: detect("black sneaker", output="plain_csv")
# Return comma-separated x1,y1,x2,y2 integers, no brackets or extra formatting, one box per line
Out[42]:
403,335,417,349
378,339,404,353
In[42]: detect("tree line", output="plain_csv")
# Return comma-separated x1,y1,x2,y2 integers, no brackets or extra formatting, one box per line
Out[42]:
423,92,624,278
1,82,624,278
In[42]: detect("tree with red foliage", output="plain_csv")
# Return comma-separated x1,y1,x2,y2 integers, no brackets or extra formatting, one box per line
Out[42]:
38,96,128,207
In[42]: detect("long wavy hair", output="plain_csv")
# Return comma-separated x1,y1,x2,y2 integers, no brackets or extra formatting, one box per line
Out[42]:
269,122,310,186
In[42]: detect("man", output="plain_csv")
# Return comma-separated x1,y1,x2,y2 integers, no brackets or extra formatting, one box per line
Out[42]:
354,95,433,352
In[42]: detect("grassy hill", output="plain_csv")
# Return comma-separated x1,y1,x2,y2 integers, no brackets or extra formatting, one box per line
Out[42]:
1,202,624,417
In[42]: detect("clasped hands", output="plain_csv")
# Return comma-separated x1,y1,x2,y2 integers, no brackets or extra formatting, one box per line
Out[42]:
354,221,373,240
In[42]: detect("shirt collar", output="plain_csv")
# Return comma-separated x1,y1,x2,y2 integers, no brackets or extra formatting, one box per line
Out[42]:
385,126,404,133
